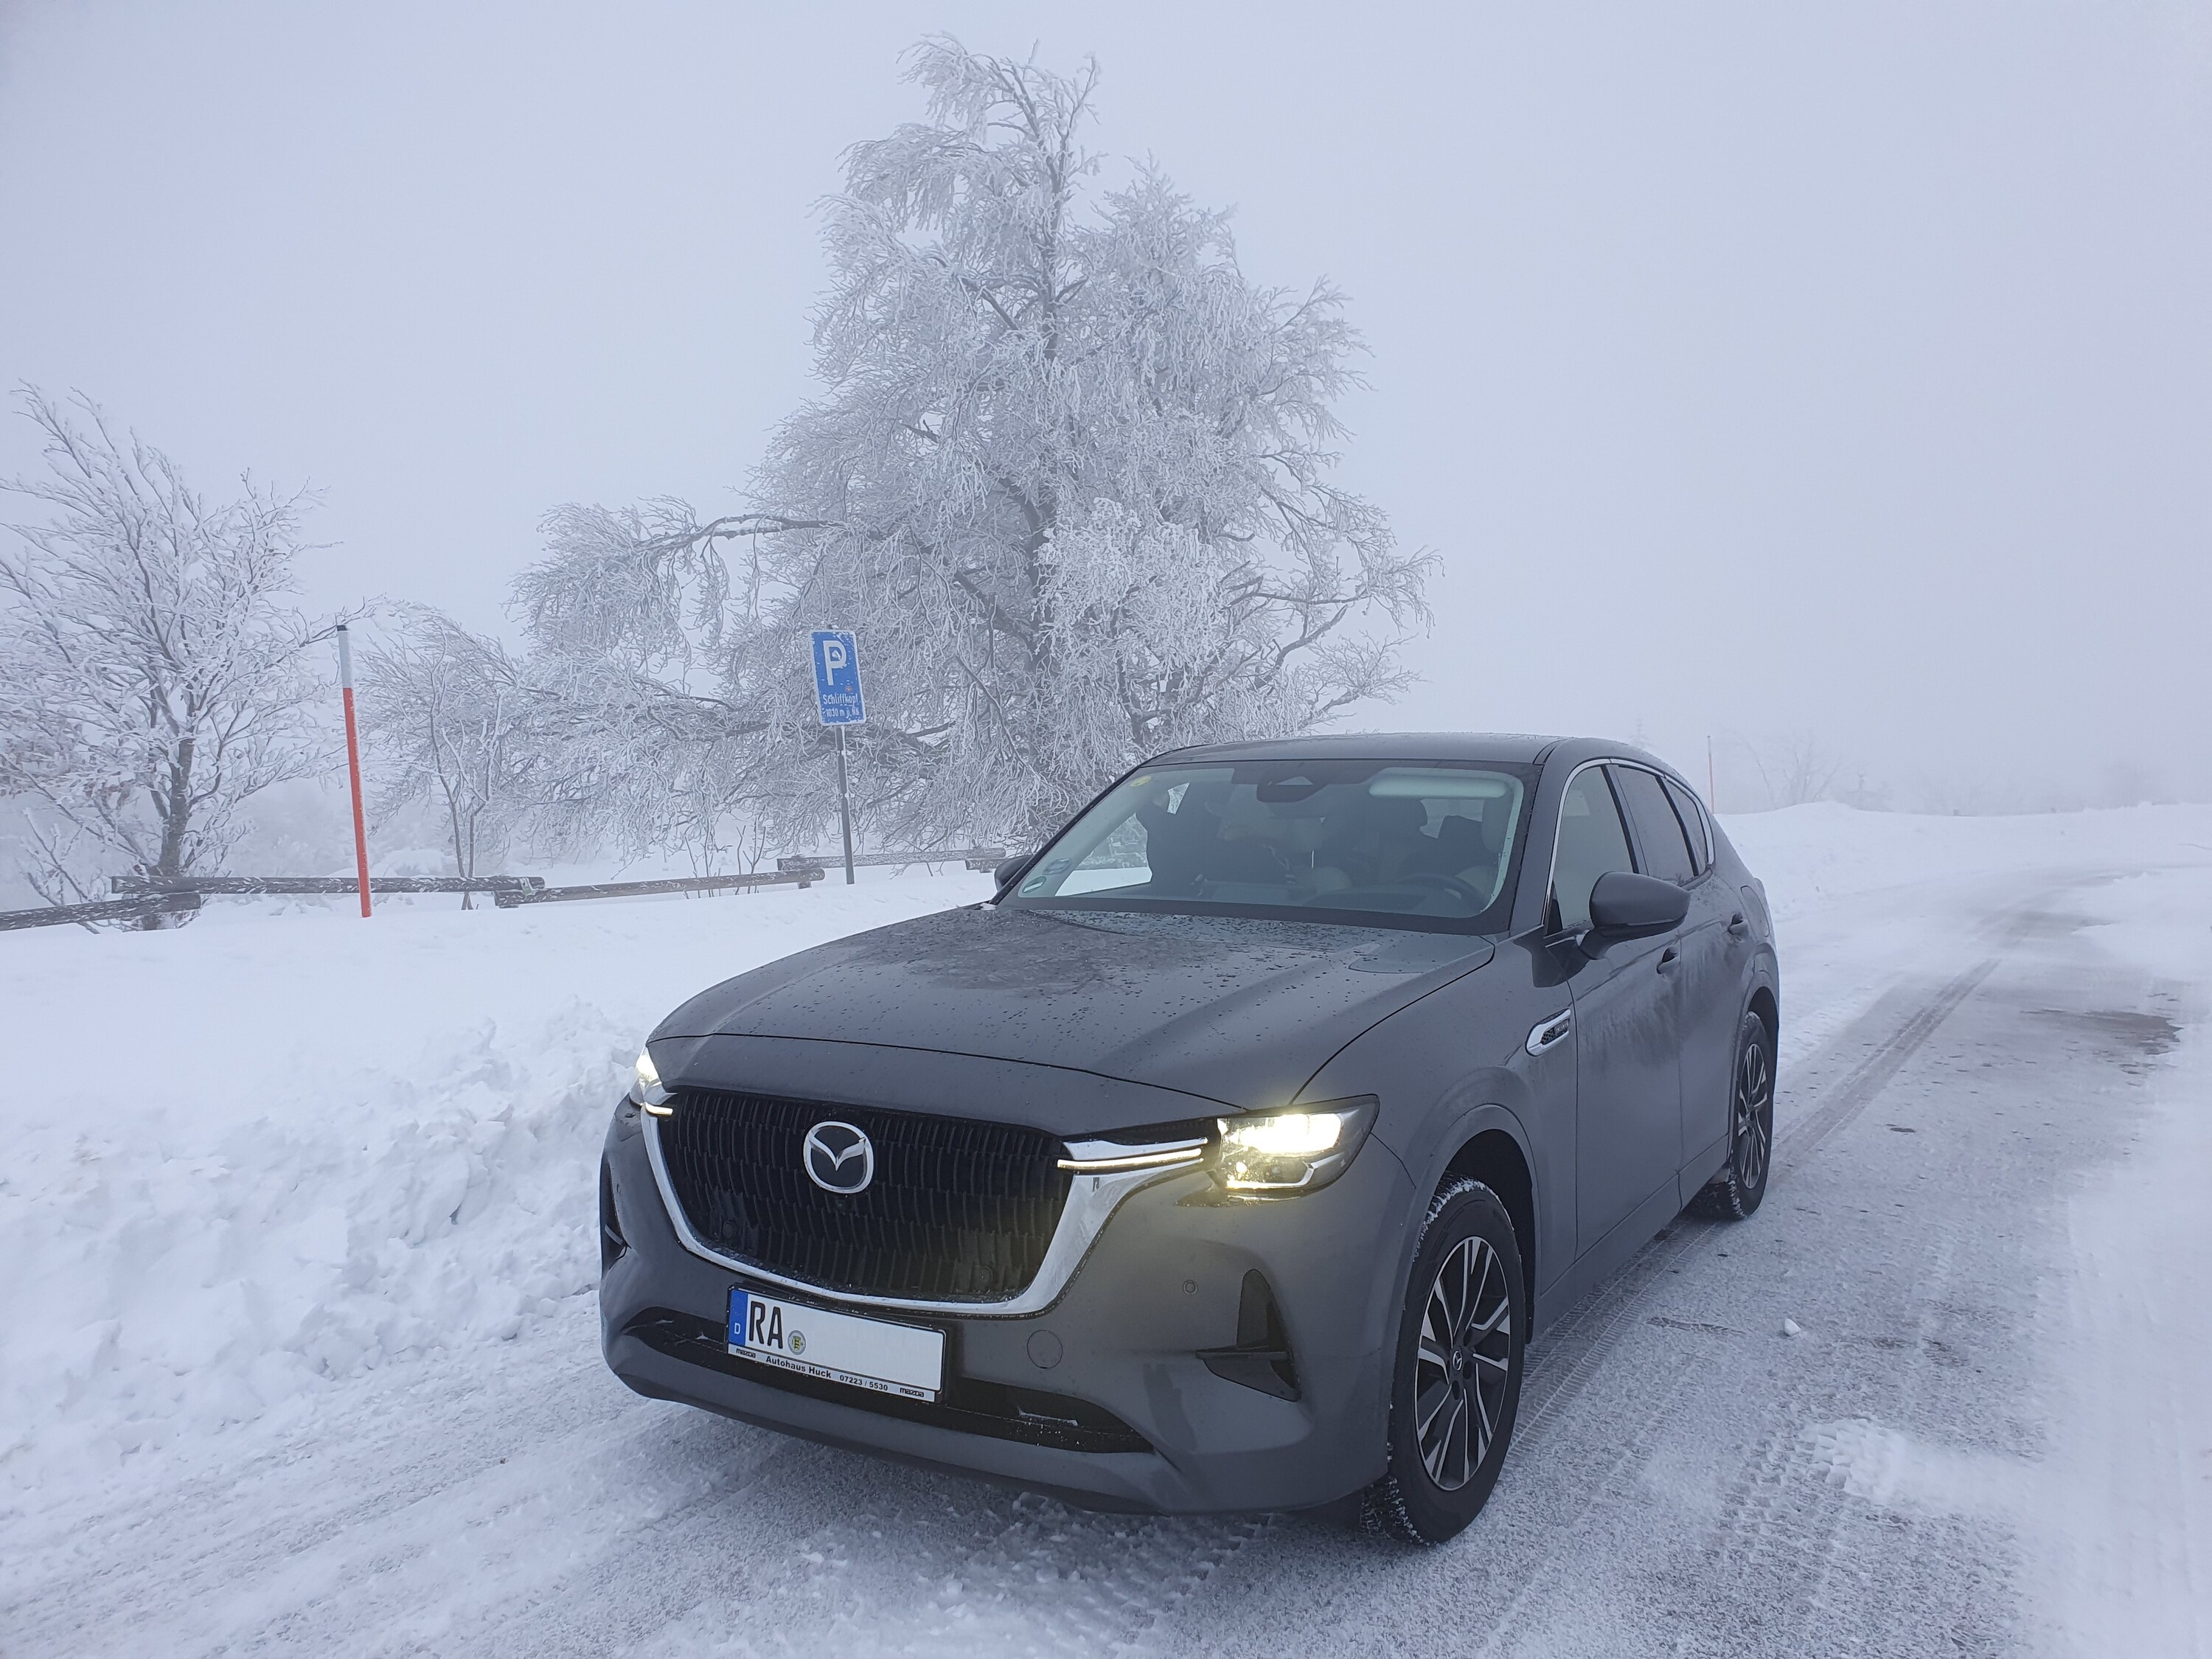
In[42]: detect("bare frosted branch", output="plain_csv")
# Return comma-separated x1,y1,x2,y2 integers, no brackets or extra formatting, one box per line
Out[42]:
0,388,333,922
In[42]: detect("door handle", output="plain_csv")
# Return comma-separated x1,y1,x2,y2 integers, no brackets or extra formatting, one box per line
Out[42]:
1657,946,1679,972
1526,1009,1573,1056
1728,913,1750,937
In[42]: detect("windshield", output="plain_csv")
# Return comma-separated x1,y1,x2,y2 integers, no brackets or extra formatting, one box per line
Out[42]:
1004,759,1532,931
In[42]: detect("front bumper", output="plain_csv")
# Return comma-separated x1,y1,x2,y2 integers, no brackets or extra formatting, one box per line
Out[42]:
599,1102,1416,1514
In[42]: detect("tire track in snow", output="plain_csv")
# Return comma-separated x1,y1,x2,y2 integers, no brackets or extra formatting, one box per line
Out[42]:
622,1489,1272,1659
1513,919,2021,1450
1772,958,1997,1168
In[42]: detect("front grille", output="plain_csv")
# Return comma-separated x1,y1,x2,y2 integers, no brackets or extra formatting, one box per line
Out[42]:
656,1088,1071,1301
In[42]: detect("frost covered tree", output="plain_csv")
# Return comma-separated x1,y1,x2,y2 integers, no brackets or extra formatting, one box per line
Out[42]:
360,606,532,903
744,38,1430,838
521,38,1429,848
0,390,330,920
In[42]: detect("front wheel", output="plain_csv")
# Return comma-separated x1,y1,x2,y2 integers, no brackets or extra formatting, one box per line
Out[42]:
1361,1179,1526,1544
1691,1010,1775,1220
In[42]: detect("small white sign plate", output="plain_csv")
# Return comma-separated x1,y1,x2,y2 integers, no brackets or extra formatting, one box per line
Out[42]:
726,1287,944,1401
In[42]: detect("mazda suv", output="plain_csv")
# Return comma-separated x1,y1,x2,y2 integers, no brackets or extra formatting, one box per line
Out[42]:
597,734,1778,1541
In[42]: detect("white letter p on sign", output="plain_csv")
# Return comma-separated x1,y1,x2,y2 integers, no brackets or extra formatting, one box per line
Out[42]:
821,639,848,675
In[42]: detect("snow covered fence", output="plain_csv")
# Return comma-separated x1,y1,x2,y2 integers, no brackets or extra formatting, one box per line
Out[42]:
775,846,1008,876
0,862,987,933
0,874,547,930
493,868,822,907
111,874,546,898
86,859,998,919
0,892,201,931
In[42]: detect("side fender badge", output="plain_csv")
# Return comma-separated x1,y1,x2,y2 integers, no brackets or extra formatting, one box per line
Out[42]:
1526,1010,1573,1057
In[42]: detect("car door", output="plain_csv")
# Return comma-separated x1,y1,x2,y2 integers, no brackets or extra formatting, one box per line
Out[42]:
1548,765,1683,1257
1612,765,1736,1188
1661,774,1752,1185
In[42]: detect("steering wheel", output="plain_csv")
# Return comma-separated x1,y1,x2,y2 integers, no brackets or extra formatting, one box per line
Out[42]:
1400,871,1486,908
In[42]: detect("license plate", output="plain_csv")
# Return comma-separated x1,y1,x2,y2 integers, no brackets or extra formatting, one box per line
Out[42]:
726,1287,945,1402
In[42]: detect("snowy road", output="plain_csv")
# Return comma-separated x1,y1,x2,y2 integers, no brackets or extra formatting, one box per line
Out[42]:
5,827,2209,1656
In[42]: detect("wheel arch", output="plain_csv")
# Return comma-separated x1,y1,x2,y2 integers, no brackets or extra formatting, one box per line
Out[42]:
1439,1123,1537,1318
1747,979,1779,1043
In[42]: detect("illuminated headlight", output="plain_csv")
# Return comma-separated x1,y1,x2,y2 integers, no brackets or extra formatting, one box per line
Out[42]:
1215,1098,1378,1195
1053,1098,1379,1195
628,1048,672,1113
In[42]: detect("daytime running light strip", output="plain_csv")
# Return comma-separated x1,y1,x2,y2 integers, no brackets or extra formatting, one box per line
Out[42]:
1056,1138,1208,1174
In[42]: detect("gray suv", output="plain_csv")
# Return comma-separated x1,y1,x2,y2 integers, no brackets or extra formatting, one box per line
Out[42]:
597,734,1778,1541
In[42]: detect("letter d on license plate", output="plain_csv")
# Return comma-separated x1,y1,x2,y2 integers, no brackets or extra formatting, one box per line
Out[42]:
727,1287,944,1401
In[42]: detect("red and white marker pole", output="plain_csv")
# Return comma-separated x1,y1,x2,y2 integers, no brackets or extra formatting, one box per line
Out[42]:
335,623,372,919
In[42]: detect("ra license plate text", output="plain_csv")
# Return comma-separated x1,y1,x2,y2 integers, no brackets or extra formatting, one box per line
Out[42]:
726,1287,945,1401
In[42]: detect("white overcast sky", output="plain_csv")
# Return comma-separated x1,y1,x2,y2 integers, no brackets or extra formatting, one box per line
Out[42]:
2,1,2207,807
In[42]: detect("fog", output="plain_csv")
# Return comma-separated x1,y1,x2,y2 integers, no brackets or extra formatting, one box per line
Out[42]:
3,1,2206,813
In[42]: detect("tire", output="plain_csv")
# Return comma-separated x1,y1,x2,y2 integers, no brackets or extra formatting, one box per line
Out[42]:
1360,1178,1526,1545
1691,1010,1775,1220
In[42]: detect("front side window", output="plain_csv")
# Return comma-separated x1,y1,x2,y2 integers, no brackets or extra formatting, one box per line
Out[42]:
1548,767,1635,933
1006,760,1532,931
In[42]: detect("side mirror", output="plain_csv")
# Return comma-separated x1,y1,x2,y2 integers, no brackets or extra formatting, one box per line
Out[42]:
1585,871,1688,946
992,853,1035,891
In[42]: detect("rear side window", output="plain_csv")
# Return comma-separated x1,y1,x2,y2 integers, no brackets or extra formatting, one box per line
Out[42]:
1550,768,1635,932
1613,766,1696,885
1661,776,1711,873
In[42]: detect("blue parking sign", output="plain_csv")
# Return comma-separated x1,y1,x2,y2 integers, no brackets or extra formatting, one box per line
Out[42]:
810,630,865,726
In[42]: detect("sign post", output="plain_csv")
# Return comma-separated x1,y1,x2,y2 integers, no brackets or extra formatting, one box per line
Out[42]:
809,630,865,885
335,623,372,918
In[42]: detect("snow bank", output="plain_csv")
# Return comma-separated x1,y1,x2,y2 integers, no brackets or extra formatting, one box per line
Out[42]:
0,872,991,1492
3,803,2208,1504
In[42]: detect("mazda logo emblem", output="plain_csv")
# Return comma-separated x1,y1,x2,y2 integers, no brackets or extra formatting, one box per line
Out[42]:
802,1121,875,1194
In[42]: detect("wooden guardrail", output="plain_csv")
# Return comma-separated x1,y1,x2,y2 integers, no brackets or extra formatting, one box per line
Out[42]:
492,868,821,907
0,892,203,932
118,868,817,910
7,849,992,932
112,875,545,897
776,846,1006,875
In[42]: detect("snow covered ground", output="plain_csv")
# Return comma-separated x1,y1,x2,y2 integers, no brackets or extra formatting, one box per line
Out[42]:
0,866,995,1489
2,804,2208,1655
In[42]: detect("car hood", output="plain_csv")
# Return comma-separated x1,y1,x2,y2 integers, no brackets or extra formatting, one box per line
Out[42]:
653,903,1494,1113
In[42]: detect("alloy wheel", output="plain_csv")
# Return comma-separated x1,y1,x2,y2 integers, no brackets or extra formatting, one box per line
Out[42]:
1734,1032,1773,1190
1414,1234,1513,1490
